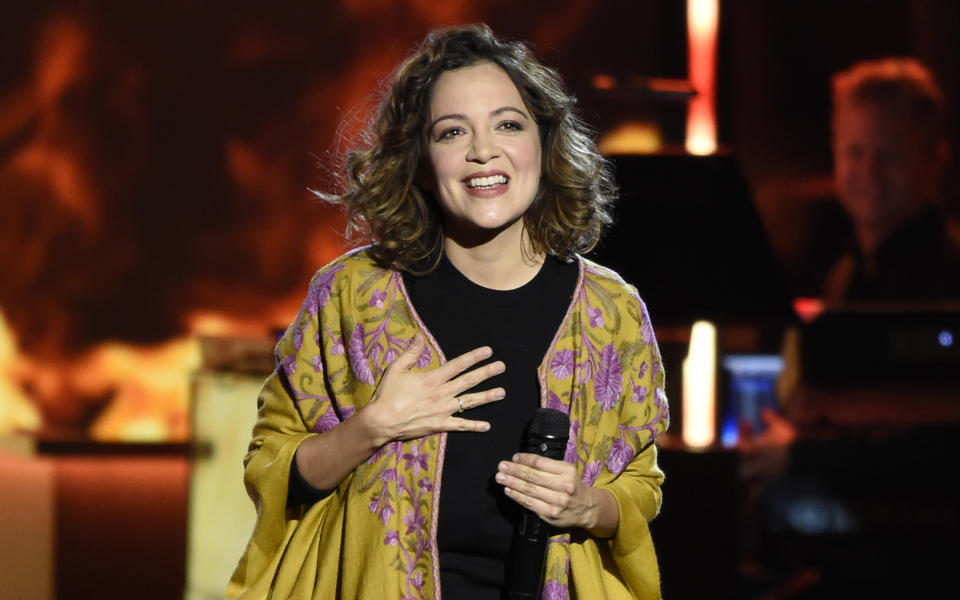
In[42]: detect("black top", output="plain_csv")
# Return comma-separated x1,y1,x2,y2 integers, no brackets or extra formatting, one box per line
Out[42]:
403,254,578,598
287,253,579,598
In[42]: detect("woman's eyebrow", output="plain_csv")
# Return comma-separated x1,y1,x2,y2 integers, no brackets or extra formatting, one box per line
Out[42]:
492,106,529,119
429,113,466,132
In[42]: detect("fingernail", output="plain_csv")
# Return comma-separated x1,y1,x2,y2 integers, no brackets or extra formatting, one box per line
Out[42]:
498,462,507,471
483,346,493,357
512,454,519,462
495,389,505,399
481,423,491,431
496,362,506,373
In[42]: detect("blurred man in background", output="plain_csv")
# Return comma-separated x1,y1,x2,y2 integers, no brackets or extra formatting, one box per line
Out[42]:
737,57,960,598
823,57,960,302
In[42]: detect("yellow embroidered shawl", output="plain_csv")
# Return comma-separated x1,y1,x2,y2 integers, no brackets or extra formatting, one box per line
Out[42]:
227,248,670,599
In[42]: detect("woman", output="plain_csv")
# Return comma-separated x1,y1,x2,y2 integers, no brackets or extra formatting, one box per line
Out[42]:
228,24,669,600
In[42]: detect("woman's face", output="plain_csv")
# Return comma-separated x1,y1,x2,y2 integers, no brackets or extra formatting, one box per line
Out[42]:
425,61,542,240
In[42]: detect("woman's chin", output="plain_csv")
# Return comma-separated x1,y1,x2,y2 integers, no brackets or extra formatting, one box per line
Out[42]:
445,217,524,246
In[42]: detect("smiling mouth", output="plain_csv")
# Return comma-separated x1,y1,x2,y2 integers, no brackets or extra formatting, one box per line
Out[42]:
464,174,509,189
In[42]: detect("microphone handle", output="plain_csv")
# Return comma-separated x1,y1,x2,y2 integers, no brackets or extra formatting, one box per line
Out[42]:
506,509,550,599
505,433,567,598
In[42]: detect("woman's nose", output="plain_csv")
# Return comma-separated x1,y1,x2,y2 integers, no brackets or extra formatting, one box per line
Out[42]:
466,131,499,163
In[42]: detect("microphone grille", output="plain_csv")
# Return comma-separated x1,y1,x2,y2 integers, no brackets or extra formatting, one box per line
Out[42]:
529,408,570,439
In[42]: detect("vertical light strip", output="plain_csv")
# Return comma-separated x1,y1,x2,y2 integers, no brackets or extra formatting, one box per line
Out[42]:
685,0,719,155
682,320,717,448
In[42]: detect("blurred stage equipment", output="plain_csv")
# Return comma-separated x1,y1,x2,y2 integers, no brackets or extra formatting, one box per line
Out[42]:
588,153,794,329
682,320,717,449
185,335,272,600
799,305,960,385
686,0,718,155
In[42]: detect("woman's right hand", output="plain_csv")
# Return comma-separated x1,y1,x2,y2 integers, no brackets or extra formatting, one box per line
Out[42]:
361,334,506,445
295,334,503,492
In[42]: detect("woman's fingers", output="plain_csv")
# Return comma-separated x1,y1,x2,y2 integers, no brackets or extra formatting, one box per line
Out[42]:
497,471,567,504
435,345,495,380
373,337,509,439
453,388,506,414
503,486,558,519
497,460,573,495
496,456,597,528
442,360,505,398
445,416,492,433
510,453,572,475
392,334,425,371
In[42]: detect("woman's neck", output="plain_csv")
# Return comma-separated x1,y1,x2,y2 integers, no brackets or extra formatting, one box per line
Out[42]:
442,223,544,290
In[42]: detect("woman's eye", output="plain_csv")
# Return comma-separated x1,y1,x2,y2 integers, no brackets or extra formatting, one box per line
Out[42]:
498,121,523,131
437,127,464,141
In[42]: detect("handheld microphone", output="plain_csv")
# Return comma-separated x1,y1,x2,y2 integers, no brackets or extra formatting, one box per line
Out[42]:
505,408,570,600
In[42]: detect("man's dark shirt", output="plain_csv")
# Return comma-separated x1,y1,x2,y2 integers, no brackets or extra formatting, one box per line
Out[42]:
822,206,960,302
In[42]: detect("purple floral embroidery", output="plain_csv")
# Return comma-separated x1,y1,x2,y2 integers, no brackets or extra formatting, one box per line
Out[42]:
340,405,356,420
384,348,398,366
563,438,577,463
403,507,426,535
293,327,304,351
369,289,388,309
313,406,339,433
564,420,580,462
330,334,345,356
369,493,394,525
542,580,568,600
366,442,392,465
305,265,344,315
385,530,399,546
418,477,433,492
410,570,425,592
594,344,623,410
416,344,432,369
545,391,565,412
588,306,604,328
631,380,648,403
348,322,375,385
605,437,635,475
550,349,574,380
282,353,297,376
637,360,648,378
312,355,323,373
640,312,655,344
582,460,602,486
401,443,430,476
380,468,398,483
578,360,593,384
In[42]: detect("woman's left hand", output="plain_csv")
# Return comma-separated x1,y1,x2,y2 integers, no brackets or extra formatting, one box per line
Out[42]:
495,454,601,530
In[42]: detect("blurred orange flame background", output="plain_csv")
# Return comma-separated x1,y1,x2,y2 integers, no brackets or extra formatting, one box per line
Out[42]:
1,1,647,442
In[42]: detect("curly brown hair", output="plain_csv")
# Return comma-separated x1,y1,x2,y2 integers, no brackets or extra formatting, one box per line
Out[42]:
322,24,615,272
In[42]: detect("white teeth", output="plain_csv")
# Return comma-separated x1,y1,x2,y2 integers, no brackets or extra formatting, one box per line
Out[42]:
465,175,508,188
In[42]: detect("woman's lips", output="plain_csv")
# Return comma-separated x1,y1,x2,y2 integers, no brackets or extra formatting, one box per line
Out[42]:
462,178,509,197
462,172,510,197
